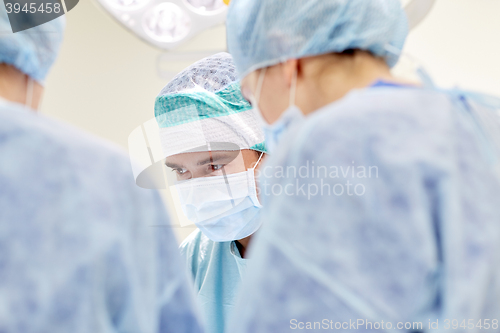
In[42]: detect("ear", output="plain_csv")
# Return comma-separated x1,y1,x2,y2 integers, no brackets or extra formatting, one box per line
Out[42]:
282,59,300,87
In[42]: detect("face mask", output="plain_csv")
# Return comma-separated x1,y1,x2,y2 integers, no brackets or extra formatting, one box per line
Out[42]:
252,68,305,153
174,153,263,242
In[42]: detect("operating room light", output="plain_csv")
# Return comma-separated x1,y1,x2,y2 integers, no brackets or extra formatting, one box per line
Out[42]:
186,0,225,12
143,3,191,42
108,0,150,10
94,0,228,50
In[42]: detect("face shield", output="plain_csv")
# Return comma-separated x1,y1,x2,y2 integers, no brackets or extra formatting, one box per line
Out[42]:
128,114,265,241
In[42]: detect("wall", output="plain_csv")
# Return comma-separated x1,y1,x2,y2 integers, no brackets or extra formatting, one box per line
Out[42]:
404,0,500,96
41,0,500,242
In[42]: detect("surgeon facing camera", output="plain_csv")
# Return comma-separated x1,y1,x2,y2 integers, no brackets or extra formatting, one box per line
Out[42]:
154,52,266,333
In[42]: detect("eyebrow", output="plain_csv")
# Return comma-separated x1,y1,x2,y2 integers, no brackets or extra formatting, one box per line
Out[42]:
165,161,183,169
164,151,238,169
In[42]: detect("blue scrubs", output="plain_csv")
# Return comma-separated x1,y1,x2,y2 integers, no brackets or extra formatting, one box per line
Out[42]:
227,86,500,332
180,229,247,333
0,99,204,333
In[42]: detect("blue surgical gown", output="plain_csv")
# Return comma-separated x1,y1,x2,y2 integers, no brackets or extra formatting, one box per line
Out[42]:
180,229,247,333
228,86,500,332
0,99,204,333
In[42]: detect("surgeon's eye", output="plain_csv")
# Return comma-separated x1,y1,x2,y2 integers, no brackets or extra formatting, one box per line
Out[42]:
209,164,225,172
173,168,188,176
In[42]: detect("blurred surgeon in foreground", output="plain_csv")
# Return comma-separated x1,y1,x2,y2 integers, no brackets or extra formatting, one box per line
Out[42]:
0,9,203,333
156,53,266,333
226,0,500,331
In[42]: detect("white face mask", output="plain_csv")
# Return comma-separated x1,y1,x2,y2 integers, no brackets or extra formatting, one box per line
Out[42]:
174,153,263,242
251,68,305,153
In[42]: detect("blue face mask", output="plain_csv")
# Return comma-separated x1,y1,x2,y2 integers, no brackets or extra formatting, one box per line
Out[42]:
175,153,263,242
251,68,305,153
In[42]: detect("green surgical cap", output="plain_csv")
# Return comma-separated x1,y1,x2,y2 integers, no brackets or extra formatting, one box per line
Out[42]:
155,52,266,157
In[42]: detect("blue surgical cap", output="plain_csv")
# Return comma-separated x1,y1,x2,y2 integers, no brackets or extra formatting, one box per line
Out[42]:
0,7,65,83
155,52,266,157
227,0,409,78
